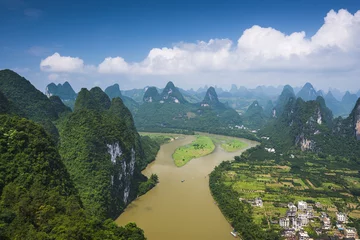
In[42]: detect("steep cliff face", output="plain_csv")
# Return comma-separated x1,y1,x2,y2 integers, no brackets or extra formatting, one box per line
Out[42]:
265,96,333,152
58,88,146,219
350,98,360,140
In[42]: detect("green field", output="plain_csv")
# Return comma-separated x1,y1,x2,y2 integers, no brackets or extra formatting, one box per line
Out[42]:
217,153,360,229
172,135,215,167
210,136,248,152
221,139,247,152
140,132,177,145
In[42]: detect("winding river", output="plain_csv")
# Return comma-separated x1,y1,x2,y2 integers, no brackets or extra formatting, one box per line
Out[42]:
116,134,258,240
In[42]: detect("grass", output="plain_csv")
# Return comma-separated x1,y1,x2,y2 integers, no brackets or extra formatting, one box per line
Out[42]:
220,139,247,152
172,135,215,167
210,136,247,152
140,132,177,145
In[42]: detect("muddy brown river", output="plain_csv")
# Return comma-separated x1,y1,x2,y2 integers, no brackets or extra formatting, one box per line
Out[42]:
116,134,258,240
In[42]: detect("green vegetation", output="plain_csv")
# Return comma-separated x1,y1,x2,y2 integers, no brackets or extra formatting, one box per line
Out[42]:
0,69,70,139
173,135,215,167
0,115,146,240
134,81,260,141
138,174,159,196
212,143,360,236
210,162,281,240
220,139,247,152
58,89,153,219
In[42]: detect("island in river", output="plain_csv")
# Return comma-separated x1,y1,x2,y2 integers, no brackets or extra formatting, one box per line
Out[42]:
116,133,258,240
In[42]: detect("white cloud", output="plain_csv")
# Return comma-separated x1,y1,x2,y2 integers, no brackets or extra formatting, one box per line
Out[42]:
95,9,360,75
98,57,129,73
40,52,84,72
40,9,360,87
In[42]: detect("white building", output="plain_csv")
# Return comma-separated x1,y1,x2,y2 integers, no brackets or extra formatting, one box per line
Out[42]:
292,218,302,230
344,227,357,238
279,217,290,228
254,197,263,207
306,206,314,218
298,201,308,211
336,212,347,223
299,231,310,240
298,213,309,226
288,202,297,212
322,217,331,230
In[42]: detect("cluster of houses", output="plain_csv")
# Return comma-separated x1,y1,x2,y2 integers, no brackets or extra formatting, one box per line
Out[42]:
278,201,358,239
279,201,313,236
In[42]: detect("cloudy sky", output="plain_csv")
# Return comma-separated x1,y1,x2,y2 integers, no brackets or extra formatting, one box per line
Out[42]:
1,0,360,92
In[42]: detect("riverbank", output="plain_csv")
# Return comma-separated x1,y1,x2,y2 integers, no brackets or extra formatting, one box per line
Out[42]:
116,133,258,240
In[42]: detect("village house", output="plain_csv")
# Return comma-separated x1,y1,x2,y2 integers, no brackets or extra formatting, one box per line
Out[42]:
279,217,290,228
298,201,308,211
298,231,310,240
282,229,296,239
288,202,298,212
254,197,263,207
315,202,322,209
322,216,331,230
344,227,357,238
306,206,314,218
298,213,309,226
336,212,347,223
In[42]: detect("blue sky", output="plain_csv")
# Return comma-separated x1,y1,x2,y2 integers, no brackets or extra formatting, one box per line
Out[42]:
1,0,360,92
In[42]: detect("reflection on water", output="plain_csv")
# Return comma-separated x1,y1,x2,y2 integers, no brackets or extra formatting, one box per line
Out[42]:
116,134,258,240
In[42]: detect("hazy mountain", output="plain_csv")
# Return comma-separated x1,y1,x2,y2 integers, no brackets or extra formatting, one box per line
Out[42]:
342,91,358,115
324,91,345,116
329,87,344,101
264,100,274,118
105,83,139,114
296,82,318,101
274,85,296,117
45,81,77,100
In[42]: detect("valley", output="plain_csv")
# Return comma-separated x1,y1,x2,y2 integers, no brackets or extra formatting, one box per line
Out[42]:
116,133,256,240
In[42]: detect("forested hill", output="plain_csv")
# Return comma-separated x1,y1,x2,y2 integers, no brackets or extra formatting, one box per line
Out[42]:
58,87,153,219
0,115,145,240
135,85,255,139
0,69,70,138
260,95,360,159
